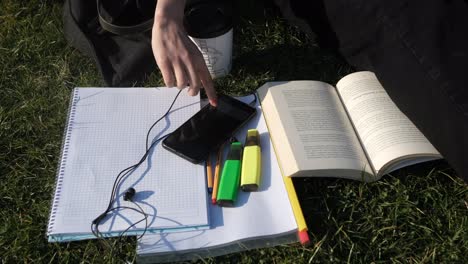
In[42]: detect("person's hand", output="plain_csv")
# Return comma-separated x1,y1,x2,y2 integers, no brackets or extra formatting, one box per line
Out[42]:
152,0,217,106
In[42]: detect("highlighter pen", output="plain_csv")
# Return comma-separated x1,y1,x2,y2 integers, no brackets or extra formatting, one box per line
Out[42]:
216,141,243,207
240,129,261,191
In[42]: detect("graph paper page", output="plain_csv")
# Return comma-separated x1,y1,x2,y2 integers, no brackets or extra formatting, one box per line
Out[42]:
48,88,208,242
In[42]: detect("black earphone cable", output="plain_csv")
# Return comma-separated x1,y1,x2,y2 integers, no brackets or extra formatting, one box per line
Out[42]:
145,91,183,151
107,91,184,211
90,91,258,256
91,90,183,243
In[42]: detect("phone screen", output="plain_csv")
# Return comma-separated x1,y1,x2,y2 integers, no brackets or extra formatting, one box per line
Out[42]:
163,95,256,164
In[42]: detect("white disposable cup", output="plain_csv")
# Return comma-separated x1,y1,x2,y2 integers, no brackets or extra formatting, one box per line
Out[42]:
184,0,233,79
189,28,233,79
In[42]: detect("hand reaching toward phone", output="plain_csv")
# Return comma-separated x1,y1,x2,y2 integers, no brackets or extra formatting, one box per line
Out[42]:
152,0,217,106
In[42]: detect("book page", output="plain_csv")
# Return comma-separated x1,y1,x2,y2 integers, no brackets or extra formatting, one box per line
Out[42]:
336,72,441,174
258,81,373,180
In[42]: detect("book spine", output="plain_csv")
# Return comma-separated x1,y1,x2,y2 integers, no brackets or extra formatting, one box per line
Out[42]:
47,88,79,236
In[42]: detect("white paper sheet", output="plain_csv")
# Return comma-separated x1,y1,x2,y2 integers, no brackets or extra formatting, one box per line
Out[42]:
137,96,298,262
47,88,209,242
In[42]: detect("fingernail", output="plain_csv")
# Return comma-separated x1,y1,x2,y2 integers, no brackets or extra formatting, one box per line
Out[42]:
209,98,218,107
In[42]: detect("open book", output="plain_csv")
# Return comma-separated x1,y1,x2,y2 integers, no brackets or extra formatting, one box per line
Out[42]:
258,71,442,182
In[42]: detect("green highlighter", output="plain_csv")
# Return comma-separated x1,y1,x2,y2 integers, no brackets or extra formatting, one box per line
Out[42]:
216,141,243,207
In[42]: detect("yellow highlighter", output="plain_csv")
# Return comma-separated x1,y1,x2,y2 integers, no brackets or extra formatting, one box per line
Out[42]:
240,129,261,191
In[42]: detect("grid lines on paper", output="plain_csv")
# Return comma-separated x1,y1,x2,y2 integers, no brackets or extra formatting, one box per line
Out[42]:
51,88,207,235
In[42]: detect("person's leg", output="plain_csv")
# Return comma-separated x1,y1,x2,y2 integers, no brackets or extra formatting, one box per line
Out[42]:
323,0,468,181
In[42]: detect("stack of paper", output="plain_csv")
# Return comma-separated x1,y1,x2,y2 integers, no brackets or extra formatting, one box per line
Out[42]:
136,97,298,263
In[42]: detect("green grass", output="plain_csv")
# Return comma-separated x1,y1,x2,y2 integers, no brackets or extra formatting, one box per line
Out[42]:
1,0,467,263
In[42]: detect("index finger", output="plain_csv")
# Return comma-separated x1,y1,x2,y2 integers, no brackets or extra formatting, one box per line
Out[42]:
199,67,217,107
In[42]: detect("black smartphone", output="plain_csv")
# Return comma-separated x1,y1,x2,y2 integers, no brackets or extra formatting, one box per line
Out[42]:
163,94,256,164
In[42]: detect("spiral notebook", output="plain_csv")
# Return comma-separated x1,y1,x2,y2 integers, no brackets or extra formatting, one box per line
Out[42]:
47,88,209,242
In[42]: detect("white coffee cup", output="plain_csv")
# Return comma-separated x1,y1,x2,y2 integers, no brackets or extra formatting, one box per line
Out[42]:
188,29,232,79
184,0,233,79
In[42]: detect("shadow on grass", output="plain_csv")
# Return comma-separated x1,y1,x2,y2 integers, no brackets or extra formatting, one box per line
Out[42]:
293,159,457,237
233,43,351,84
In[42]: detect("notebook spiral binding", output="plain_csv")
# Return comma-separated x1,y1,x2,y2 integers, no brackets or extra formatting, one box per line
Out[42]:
47,88,80,236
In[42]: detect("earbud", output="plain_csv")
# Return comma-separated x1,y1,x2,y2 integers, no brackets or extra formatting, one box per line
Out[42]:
123,187,136,201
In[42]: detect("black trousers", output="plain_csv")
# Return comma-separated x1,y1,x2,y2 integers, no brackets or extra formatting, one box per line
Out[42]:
307,0,468,181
